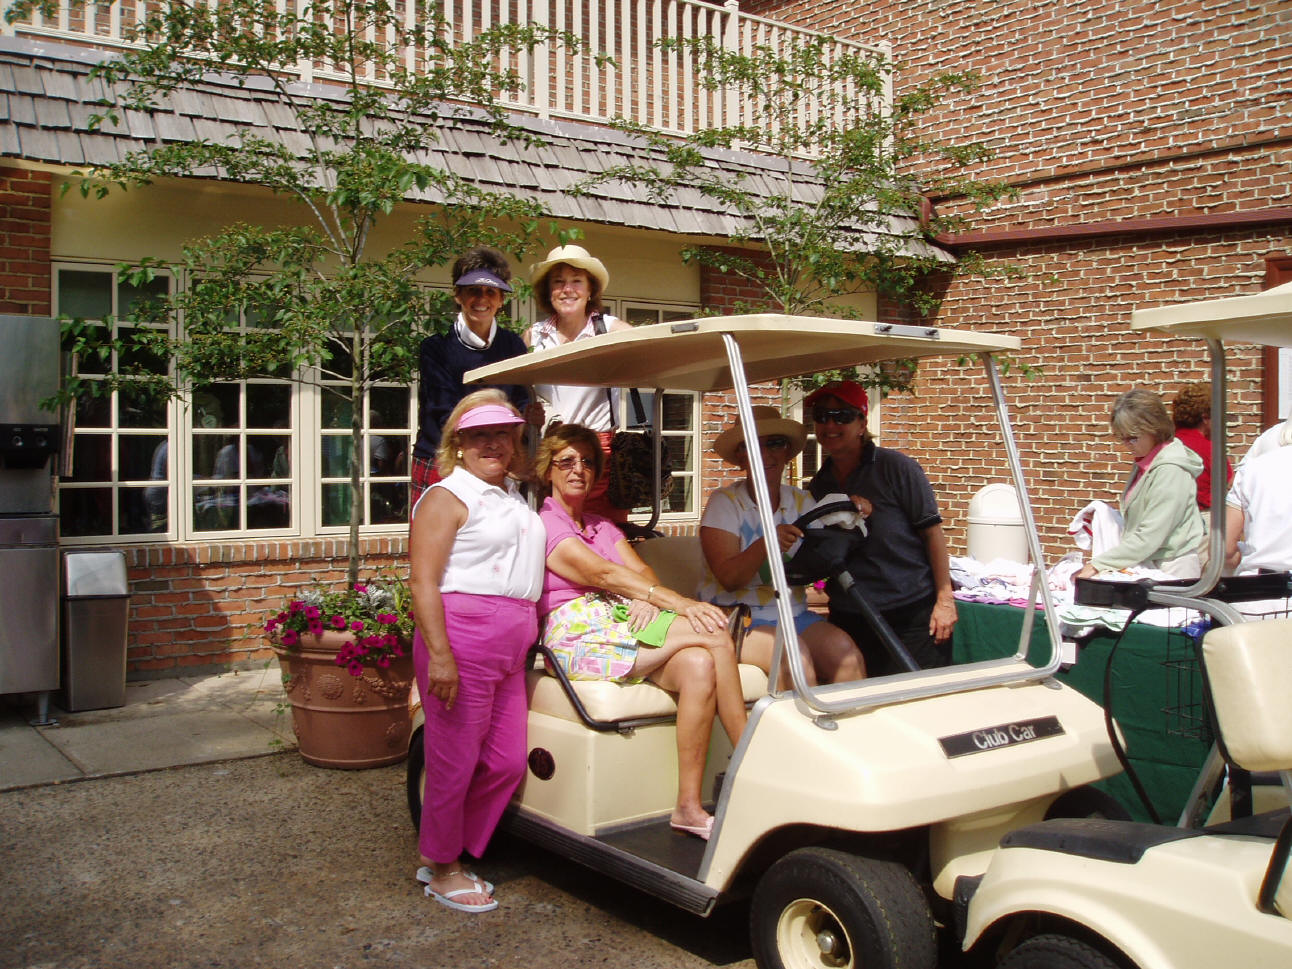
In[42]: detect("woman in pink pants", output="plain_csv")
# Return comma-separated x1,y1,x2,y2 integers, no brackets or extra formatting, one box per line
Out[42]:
409,390,546,913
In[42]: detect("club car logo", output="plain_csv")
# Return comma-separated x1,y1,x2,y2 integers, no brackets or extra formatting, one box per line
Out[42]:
938,716,1064,759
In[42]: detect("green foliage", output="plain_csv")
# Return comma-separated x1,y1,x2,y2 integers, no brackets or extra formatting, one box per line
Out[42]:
579,34,1020,395
16,0,571,583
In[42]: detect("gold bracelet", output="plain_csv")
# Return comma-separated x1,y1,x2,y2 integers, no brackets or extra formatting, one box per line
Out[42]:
646,585,657,604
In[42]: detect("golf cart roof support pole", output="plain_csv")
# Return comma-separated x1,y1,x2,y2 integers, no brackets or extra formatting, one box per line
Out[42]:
979,353,1065,674
720,333,814,704
646,388,664,532
1148,337,1232,611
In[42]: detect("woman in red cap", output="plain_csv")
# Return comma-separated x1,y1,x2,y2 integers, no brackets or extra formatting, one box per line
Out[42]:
803,380,957,675
409,389,546,913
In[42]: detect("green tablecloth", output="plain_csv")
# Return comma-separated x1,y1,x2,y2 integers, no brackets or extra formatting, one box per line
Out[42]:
953,599,1212,823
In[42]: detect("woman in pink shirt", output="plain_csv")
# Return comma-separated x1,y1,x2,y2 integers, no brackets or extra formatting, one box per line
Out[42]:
535,424,747,841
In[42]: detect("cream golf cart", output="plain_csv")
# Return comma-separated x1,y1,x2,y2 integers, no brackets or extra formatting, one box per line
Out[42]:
407,315,1124,969
959,286,1292,968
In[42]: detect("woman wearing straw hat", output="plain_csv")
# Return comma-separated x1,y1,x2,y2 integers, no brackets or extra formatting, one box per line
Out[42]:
525,244,632,521
699,406,866,688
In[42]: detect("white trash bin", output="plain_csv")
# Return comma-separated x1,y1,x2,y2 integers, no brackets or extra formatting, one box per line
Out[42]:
967,483,1029,564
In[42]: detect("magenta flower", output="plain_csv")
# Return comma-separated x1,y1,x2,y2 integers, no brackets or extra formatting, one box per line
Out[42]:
289,600,305,614
281,629,299,646
265,618,279,633
353,583,367,593
308,621,324,636
330,615,347,630
304,605,320,620
377,656,391,668
350,620,364,632
347,661,363,676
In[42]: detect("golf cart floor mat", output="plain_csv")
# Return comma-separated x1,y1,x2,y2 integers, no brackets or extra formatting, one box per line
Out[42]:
501,808,719,914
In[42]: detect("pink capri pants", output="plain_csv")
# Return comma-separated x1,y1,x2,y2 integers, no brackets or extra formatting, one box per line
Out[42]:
415,592,537,864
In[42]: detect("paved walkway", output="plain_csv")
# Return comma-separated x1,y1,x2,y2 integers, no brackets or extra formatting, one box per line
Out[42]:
0,663,294,791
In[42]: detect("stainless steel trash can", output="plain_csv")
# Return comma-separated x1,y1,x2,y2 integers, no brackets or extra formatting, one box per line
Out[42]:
61,550,129,712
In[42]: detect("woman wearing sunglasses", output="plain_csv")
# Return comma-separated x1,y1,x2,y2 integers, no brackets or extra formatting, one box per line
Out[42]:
533,423,747,840
804,381,958,676
698,407,866,687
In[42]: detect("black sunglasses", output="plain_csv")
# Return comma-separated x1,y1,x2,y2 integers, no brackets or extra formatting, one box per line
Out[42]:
811,406,861,425
735,435,793,453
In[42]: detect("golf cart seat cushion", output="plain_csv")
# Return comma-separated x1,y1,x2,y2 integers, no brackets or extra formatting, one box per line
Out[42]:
1001,817,1202,864
1203,619,1292,772
633,536,706,597
526,663,769,724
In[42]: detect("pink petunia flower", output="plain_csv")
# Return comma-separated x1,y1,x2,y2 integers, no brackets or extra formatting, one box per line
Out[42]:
281,629,299,646
330,615,347,629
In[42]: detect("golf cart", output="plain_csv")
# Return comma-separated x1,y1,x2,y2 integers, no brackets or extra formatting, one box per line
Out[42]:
959,285,1292,967
408,315,1125,969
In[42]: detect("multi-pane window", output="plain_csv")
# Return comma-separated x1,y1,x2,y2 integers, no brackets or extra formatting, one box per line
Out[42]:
317,342,414,530
616,304,700,516
54,270,700,541
56,267,174,540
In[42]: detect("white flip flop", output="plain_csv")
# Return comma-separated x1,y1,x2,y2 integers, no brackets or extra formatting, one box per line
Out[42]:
425,878,498,914
416,865,493,896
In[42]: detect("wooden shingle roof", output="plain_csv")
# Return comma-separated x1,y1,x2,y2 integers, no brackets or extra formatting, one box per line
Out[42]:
0,36,949,261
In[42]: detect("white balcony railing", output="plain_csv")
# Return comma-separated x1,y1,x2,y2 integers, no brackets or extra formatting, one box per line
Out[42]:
5,0,888,140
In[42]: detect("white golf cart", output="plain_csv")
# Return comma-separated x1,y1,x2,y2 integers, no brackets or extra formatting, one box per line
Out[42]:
408,315,1125,969
959,286,1292,968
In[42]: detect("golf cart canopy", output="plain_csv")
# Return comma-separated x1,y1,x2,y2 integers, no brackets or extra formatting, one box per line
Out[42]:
1130,280,1292,347
468,314,1020,392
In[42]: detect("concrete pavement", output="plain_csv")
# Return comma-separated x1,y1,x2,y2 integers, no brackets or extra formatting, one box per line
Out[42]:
0,663,293,791
0,666,759,969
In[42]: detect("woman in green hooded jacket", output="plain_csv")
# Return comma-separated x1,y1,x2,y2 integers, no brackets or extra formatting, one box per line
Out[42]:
1077,387,1206,579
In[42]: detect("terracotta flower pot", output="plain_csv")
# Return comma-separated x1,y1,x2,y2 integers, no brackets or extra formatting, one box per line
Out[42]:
272,630,414,769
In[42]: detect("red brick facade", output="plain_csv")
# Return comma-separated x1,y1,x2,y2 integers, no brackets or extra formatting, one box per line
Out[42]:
745,0,1292,556
0,167,52,315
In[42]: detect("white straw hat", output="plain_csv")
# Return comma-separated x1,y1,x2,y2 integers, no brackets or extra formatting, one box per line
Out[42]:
529,244,610,293
713,406,806,465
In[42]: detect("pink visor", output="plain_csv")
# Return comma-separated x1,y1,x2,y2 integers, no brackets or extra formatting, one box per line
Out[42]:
456,403,524,431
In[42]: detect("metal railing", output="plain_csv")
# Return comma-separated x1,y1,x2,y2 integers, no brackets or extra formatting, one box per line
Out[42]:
4,0,888,139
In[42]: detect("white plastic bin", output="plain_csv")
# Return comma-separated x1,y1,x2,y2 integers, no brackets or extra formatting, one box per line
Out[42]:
967,483,1029,564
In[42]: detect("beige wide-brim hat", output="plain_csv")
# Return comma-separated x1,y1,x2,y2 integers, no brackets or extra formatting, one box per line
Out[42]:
529,244,610,293
713,405,807,465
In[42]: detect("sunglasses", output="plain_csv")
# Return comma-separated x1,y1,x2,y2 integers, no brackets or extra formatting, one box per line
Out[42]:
553,455,595,472
811,406,862,425
736,435,792,454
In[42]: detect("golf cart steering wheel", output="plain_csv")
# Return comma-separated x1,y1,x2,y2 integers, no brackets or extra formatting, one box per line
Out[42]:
790,499,858,533
784,498,923,675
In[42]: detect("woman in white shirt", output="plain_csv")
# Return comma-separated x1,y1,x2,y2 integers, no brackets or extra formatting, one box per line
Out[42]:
525,244,632,521
409,390,545,914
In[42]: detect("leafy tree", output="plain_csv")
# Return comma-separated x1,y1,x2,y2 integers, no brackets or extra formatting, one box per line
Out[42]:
11,0,569,584
579,35,1019,395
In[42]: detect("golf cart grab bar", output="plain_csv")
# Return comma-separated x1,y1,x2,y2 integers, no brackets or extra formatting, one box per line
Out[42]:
720,336,1061,720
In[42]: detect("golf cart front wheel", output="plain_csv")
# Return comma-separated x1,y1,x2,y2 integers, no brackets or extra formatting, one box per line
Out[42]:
750,848,936,969
998,933,1120,969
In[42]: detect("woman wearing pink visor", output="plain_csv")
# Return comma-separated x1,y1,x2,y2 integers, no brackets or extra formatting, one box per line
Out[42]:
409,389,546,913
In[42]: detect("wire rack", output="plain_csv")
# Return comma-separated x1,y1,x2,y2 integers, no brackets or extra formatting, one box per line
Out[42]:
1162,621,1213,744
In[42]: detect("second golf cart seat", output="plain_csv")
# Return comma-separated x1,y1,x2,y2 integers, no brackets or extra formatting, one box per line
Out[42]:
1202,618,1292,917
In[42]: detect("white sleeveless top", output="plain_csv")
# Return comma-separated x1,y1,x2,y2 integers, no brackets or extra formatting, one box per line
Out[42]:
413,467,545,601
528,314,621,431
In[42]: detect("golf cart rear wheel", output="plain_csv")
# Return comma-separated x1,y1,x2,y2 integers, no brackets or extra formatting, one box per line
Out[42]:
406,726,425,829
750,848,936,969
998,933,1120,969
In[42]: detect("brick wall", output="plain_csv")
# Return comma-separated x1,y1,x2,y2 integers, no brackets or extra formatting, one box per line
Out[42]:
0,166,52,315
124,536,408,676
741,0,1291,559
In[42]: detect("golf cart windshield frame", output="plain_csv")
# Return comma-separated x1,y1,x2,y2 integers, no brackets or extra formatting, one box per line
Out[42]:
467,314,1062,717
